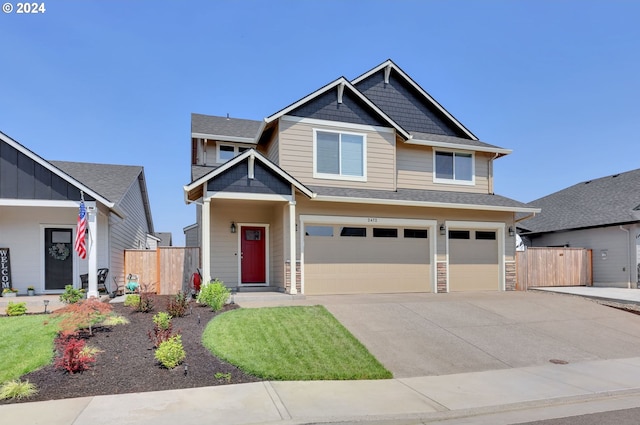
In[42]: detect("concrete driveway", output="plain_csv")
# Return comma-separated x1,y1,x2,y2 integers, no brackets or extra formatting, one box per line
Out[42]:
238,291,640,378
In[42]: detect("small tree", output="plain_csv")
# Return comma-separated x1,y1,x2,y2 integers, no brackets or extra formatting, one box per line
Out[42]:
54,298,113,336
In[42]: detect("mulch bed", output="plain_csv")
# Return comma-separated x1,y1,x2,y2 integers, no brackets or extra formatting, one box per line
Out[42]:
1,295,262,404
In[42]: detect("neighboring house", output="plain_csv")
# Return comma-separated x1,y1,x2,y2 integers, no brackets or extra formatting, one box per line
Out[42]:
184,60,539,295
152,232,173,247
521,168,640,288
0,131,154,296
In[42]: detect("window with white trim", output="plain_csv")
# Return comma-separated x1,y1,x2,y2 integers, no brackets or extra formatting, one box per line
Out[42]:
216,144,250,163
314,130,366,181
434,151,474,184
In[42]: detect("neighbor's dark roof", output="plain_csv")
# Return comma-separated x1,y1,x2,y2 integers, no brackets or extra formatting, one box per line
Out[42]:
51,161,143,204
191,113,261,140
523,168,640,234
309,186,536,212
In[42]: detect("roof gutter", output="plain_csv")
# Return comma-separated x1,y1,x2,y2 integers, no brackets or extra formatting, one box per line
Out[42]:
515,212,537,223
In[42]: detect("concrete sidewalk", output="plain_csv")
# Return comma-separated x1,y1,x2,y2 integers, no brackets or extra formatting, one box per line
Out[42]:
4,356,640,425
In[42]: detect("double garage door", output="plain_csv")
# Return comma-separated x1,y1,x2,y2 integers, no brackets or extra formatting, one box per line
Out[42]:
303,220,501,295
304,223,431,295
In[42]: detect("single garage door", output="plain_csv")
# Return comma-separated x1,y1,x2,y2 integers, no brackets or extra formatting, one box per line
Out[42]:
449,229,499,291
304,224,431,295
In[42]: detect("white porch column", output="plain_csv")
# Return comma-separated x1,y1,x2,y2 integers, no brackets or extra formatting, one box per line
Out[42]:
288,200,297,294
201,198,211,285
86,204,99,298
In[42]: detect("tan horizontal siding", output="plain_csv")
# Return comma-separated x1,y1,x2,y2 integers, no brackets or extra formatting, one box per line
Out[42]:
397,144,490,194
279,119,395,190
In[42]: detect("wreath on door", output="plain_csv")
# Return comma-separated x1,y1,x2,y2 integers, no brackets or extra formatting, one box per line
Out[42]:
48,243,70,261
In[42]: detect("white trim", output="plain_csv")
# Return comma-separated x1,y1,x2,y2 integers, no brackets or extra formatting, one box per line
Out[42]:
192,132,256,144
264,77,411,139
299,215,438,294
406,138,512,155
433,149,476,186
0,199,80,207
281,115,395,134
312,195,540,214
0,132,115,208
312,128,368,182
207,192,292,202
350,60,477,140
183,223,198,232
237,223,270,286
445,220,506,292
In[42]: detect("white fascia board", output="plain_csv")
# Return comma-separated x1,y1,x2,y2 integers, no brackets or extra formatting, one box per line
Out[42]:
281,115,395,134
191,132,257,144
0,132,115,209
351,60,477,141
0,199,80,208
300,214,436,228
207,192,292,202
312,195,541,214
406,139,512,155
183,223,198,232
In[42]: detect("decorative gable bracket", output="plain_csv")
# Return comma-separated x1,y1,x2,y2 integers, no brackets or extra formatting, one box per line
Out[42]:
337,82,345,104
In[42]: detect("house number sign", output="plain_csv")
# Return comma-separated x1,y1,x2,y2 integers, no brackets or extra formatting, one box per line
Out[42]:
0,248,11,290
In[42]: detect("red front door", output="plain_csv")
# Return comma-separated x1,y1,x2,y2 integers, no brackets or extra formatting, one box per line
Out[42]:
241,226,266,283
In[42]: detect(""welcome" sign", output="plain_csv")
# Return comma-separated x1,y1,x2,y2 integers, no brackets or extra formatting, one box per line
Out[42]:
0,248,11,290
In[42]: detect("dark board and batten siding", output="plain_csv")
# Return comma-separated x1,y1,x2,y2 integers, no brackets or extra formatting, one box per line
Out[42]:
289,89,389,128
208,160,291,195
355,69,465,138
0,140,94,201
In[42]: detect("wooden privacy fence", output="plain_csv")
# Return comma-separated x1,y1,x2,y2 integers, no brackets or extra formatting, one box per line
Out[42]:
516,247,592,290
124,247,200,295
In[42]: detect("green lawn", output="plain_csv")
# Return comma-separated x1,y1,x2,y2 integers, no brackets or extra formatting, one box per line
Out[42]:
202,305,392,380
0,315,60,383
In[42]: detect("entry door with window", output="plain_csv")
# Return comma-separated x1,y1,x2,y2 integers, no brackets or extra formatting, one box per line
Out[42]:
240,226,266,284
44,228,74,291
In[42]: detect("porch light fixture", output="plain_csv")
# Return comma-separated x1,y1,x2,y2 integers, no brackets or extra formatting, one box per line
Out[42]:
230,222,236,234
508,226,515,237
43,299,50,314
439,224,446,236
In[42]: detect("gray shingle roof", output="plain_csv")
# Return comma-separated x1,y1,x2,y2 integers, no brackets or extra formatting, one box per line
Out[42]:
309,185,535,211
191,114,261,139
51,161,143,204
409,132,506,151
523,168,640,234
191,165,218,182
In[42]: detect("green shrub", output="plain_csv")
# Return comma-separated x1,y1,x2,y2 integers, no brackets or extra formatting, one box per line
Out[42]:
0,380,38,400
124,294,140,307
153,311,171,330
197,279,230,312
155,335,186,369
59,285,84,304
6,302,27,316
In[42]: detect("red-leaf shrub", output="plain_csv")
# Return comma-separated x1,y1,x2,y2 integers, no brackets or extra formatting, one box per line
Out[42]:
54,333,96,374
54,298,113,336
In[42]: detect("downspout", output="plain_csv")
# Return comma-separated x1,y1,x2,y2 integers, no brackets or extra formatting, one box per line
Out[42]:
489,153,499,194
620,226,632,288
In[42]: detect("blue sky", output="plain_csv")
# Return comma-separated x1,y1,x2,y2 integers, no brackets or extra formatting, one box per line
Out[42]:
2,1,639,245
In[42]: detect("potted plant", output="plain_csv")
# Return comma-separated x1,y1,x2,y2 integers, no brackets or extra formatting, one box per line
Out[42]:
27,286,35,296
2,288,18,298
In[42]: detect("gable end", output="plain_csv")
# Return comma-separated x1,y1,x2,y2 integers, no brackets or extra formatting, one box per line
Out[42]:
355,69,466,138
0,140,94,201
289,88,389,128
208,159,291,195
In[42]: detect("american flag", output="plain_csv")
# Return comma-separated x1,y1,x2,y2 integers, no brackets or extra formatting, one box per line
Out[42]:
74,201,87,259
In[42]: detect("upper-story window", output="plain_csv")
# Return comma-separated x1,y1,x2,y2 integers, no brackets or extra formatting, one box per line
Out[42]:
216,144,249,163
313,129,366,181
434,150,474,185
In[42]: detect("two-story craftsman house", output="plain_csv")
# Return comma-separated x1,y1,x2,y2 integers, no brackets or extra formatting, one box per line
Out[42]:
184,60,539,295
